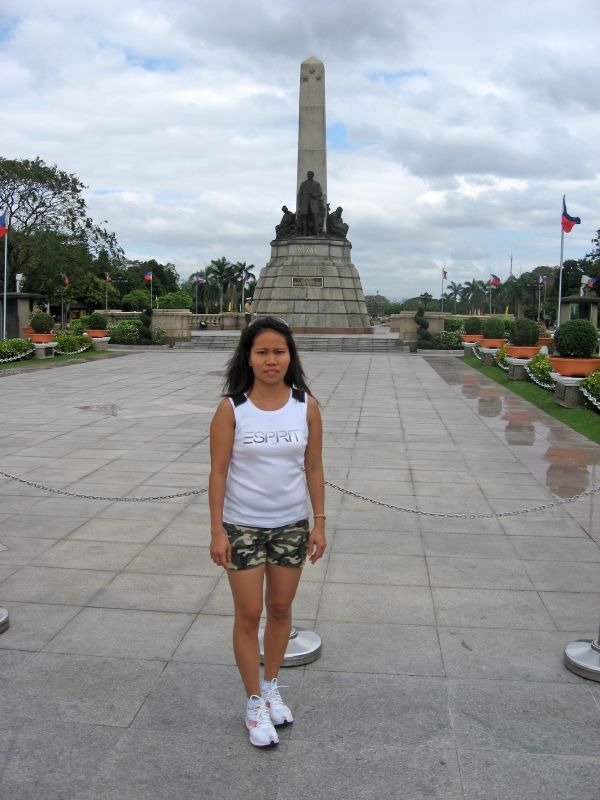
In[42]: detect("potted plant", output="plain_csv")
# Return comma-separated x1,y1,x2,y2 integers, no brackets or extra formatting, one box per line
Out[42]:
28,311,56,343
479,316,507,349
462,316,483,343
505,318,541,359
548,319,600,377
536,321,553,347
84,311,108,338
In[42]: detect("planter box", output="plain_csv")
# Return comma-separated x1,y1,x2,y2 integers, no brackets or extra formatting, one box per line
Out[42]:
505,345,540,359
548,357,600,378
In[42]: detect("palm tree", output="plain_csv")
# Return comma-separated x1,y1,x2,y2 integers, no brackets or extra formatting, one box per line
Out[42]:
446,281,463,313
501,274,533,318
462,279,487,312
232,261,257,309
206,257,232,313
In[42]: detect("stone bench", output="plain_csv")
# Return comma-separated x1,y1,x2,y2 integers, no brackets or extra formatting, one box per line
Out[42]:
33,341,57,359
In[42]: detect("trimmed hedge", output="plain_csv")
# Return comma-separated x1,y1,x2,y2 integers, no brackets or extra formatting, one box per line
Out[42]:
554,320,598,358
508,317,539,346
481,317,505,338
464,317,482,334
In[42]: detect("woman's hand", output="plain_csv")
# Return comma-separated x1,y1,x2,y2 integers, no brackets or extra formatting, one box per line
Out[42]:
307,525,326,564
210,528,232,568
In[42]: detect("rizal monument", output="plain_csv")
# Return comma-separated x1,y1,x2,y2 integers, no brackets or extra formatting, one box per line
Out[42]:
252,57,371,333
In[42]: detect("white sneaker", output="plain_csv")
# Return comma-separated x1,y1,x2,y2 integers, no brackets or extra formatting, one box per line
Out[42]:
245,696,279,747
261,678,294,727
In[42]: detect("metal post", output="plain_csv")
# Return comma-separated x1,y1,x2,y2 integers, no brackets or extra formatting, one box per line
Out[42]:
557,222,565,327
258,624,322,667
564,623,600,681
2,232,7,340
0,607,9,634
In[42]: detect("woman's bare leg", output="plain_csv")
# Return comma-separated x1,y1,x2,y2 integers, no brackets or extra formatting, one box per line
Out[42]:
263,564,303,680
227,566,265,696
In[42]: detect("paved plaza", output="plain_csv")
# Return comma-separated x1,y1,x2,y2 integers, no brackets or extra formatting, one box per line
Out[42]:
0,350,599,799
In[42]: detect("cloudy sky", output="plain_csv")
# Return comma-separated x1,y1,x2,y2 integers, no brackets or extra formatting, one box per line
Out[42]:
1,0,599,300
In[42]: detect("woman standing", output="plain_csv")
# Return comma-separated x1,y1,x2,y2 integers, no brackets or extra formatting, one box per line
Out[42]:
209,316,326,748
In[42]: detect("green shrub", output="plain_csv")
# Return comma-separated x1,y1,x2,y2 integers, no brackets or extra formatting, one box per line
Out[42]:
108,319,142,344
69,316,90,335
443,317,464,332
157,290,193,310
432,330,463,349
508,317,539,346
554,320,598,358
55,333,92,354
121,289,150,311
152,326,167,344
0,338,35,361
30,311,55,333
87,311,107,329
481,316,505,338
526,353,555,389
464,317,482,334
580,369,600,409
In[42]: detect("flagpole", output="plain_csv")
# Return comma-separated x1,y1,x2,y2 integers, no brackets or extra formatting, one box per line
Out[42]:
2,232,7,340
557,197,565,328
440,270,444,313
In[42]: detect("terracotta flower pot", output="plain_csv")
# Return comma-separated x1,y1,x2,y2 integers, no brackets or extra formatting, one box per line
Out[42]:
505,345,540,359
28,333,55,343
548,357,600,378
461,334,483,343
21,326,34,335
479,338,507,349
84,329,108,338
537,337,553,347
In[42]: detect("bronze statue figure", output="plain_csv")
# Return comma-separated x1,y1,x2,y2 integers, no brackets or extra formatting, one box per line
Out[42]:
326,205,349,239
275,205,296,239
296,171,323,236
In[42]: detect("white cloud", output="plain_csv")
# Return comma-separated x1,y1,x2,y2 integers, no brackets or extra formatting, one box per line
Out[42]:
0,0,598,300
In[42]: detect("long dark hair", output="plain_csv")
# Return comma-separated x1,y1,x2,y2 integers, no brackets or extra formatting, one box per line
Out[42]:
223,316,312,397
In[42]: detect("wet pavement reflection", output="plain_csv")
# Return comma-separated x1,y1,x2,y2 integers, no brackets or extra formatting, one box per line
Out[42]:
429,356,600,544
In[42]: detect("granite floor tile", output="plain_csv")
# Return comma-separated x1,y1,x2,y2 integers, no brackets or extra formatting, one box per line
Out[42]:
43,607,195,660
509,536,600,561
0,601,81,651
439,627,588,683
331,529,424,555
31,540,144,571
172,613,237,665
67,518,167,544
293,670,452,747
427,556,533,590
0,514,89,539
421,533,516,558
0,719,123,800
0,652,165,726
278,741,462,800
0,536,60,565
432,587,555,629
123,544,214,576
458,749,600,800
524,560,600,592
318,582,435,625
91,572,218,613
0,566,115,605
539,591,600,631
449,678,600,755
326,552,428,585
309,620,444,676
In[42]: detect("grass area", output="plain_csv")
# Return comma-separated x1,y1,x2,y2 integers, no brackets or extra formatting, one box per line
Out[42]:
0,350,113,372
461,356,600,445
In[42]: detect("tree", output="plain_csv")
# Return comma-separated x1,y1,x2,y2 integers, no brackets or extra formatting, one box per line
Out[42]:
462,279,487,312
206,257,233,312
231,262,257,309
446,281,464,313
0,156,123,292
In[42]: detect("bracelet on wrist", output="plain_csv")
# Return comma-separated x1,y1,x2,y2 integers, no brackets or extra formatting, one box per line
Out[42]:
313,513,326,520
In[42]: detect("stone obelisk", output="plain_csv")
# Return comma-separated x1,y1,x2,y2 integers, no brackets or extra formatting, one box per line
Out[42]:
252,57,371,333
297,57,327,229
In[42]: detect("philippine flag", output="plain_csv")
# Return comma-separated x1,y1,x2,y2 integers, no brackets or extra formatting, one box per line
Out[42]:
243,270,252,283
62,273,69,286
442,269,448,280
0,212,7,238
143,271,152,281
587,276,598,289
490,274,501,287
561,198,581,233
539,275,548,286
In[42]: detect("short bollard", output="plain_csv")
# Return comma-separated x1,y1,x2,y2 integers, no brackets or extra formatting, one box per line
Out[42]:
564,623,600,682
258,625,322,667
0,607,9,634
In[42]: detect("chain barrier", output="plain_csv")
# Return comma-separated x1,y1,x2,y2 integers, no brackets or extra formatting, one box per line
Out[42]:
1,469,599,519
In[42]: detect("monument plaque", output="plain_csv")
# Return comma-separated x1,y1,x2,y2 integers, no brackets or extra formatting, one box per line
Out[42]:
252,57,370,333
292,276,324,288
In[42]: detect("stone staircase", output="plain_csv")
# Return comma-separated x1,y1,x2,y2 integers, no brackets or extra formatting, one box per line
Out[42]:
175,332,406,353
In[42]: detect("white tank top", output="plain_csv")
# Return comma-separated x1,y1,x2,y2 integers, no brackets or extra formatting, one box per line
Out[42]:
223,390,309,527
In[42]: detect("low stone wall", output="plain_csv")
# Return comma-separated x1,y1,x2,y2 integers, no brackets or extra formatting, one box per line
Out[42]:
390,313,514,342
104,310,142,326
189,313,245,331
151,309,192,342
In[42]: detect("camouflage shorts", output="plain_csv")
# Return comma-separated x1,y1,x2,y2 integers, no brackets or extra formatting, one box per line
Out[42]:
222,519,309,571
